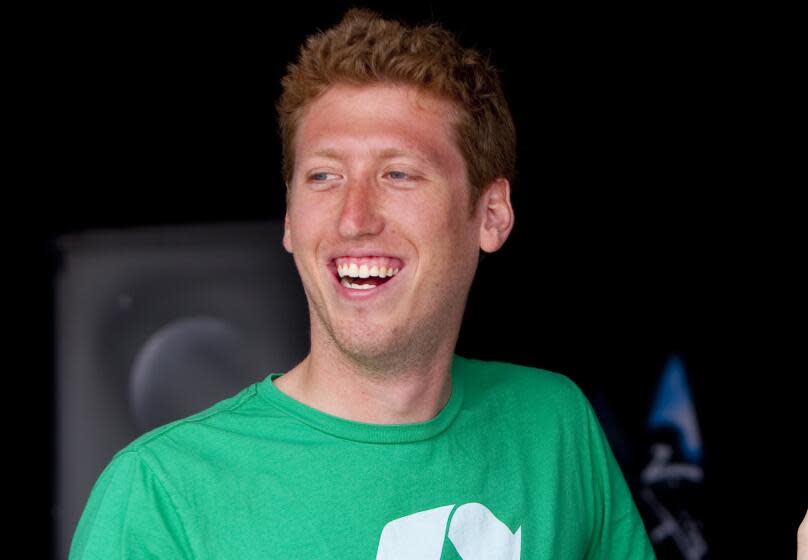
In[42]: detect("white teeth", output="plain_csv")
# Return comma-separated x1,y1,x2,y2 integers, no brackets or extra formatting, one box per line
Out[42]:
340,277,377,290
336,261,401,280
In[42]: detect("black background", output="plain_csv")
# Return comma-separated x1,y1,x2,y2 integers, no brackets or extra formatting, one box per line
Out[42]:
14,2,804,558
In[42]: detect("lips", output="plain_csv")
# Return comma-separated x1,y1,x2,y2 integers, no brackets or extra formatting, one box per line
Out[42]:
327,255,406,297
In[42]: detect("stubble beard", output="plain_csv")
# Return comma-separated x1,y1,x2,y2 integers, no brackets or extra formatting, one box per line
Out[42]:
306,291,462,380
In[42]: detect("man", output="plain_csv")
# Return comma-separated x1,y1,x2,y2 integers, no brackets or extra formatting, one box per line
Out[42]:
70,8,655,558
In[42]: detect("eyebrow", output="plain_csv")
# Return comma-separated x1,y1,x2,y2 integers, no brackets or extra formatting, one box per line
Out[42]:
307,147,435,165
309,148,343,160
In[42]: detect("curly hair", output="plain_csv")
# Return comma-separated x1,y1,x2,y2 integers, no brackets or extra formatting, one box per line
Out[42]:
276,7,516,213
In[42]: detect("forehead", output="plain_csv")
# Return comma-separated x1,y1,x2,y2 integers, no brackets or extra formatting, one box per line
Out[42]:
294,83,464,174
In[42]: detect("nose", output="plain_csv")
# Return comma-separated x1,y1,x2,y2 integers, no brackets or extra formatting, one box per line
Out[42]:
337,176,385,239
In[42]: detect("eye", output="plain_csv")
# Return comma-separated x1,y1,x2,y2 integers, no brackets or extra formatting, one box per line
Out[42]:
384,170,418,181
309,172,339,182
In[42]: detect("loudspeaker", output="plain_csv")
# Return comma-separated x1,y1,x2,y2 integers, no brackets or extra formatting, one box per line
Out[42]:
54,220,308,559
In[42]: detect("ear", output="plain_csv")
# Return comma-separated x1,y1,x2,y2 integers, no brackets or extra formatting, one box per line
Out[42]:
282,211,293,254
478,178,514,253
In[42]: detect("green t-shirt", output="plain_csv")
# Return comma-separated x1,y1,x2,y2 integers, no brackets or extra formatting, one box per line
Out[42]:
70,354,656,559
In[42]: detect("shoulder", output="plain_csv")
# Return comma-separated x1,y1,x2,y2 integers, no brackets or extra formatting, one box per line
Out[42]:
453,353,590,416
114,380,264,460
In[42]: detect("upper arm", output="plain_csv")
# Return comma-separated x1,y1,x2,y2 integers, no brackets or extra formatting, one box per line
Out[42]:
569,381,656,560
69,450,195,560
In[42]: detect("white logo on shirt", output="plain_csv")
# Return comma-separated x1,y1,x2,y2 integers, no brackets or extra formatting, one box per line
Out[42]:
376,502,522,559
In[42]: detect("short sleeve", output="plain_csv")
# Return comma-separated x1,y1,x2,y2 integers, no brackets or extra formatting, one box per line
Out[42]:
69,449,194,559
580,389,657,560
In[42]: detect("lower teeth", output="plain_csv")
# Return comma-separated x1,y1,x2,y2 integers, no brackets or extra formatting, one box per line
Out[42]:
341,278,377,290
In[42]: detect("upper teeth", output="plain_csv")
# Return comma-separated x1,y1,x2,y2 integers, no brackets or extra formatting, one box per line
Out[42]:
338,263,400,279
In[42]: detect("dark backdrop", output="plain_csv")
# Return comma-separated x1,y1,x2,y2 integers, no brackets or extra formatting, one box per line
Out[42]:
18,3,803,558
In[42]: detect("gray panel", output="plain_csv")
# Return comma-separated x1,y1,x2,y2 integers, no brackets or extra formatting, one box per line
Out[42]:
55,220,309,559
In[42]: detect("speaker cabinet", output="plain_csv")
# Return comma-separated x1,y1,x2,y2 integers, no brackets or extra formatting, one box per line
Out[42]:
55,220,308,558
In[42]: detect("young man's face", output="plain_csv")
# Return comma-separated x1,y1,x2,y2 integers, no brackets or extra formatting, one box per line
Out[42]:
284,82,500,366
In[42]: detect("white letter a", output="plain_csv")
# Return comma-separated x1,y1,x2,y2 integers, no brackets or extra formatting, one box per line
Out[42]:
376,505,455,560
448,503,521,560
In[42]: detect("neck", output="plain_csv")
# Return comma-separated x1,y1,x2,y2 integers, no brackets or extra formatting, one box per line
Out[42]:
274,341,457,425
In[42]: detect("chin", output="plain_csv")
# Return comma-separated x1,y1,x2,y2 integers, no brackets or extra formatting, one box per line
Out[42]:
337,334,399,361
333,330,411,368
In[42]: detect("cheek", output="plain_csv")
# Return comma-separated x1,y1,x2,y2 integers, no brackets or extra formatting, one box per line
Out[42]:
282,221,294,253
287,200,324,243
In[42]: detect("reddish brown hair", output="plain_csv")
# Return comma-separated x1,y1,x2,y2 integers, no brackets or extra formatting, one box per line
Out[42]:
276,7,516,212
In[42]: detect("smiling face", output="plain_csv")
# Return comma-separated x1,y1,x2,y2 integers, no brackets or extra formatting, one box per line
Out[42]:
283,82,505,372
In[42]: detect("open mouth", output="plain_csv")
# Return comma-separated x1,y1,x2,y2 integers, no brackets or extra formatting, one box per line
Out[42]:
330,256,404,291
